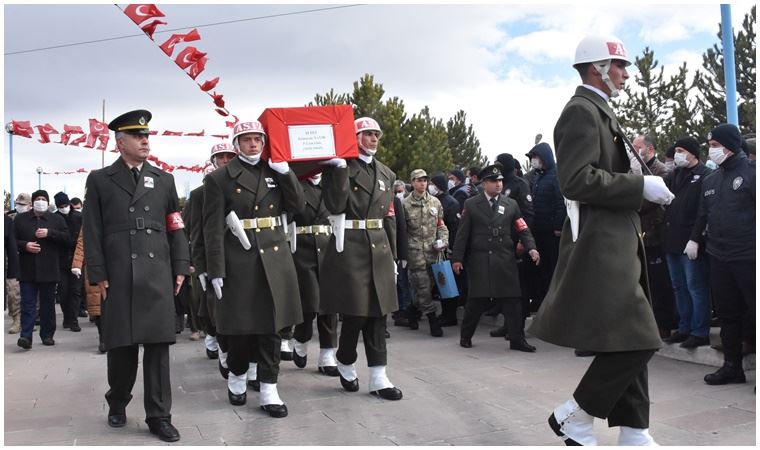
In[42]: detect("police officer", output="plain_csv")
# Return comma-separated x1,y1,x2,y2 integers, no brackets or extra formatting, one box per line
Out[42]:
319,117,403,401
452,164,539,352
82,109,190,442
695,124,755,385
289,173,340,375
203,120,304,418
402,169,448,336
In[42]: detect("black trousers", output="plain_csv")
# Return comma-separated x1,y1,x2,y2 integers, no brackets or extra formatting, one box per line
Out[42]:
105,343,171,420
57,268,75,325
646,246,678,332
226,334,280,383
710,258,756,363
336,315,387,367
574,349,655,428
461,297,523,341
294,312,338,348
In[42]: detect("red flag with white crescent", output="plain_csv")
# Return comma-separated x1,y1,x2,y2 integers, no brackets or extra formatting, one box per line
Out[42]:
199,77,219,92
96,134,110,150
11,120,33,138
88,118,109,136
123,4,165,25
35,123,59,143
174,46,206,69
186,55,208,80
159,29,201,56
141,19,167,40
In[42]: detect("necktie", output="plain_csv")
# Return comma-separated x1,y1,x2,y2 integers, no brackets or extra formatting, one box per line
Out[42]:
131,167,140,185
490,196,498,212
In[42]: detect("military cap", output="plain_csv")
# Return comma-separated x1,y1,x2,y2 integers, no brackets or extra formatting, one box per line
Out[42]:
410,168,428,180
108,109,152,135
479,164,504,181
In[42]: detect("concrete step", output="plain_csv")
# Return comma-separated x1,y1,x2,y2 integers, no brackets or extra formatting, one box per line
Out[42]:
657,327,755,370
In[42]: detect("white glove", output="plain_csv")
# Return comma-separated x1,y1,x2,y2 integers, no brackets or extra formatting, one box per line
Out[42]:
642,176,675,205
629,156,643,175
268,158,290,174
684,240,699,260
211,277,223,300
400,260,408,269
319,157,347,168
198,272,208,291
71,268,82,278
432,239,445,250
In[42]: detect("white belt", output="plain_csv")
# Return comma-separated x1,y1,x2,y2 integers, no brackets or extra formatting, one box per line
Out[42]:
344,219,383,230
296,225,332,235
239,216,282,230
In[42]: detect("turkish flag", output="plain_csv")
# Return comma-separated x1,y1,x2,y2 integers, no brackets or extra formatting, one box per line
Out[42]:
97,134,110,150
77,168,88,173
174,46,206,69
60,124,84,144
210,92,225,108
215,108,229,117
199,77,219,92
123,4,165,26
83,133,98,148
159,29,201,56
162,130,183,136
185,130,205,136
141,19,167,40
11,120,33,138
149,130,158,135
35,123,59,144
186,55,208,80
225,115,239,128
68,133,88,146
89,118,109,136
211,134,229,139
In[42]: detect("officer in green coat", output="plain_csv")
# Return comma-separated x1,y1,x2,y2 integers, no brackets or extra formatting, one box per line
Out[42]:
528,35,674,446
203,120,304,418
319,117,403,401
83,109,190,442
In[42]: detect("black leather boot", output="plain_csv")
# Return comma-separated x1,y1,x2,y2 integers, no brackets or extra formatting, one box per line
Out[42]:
427,313,443,337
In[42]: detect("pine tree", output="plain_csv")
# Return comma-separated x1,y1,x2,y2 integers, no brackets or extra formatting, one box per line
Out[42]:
446,110,487,169
661,63,703,148
401,107,453,180
351,74,385,119
308,88,350,106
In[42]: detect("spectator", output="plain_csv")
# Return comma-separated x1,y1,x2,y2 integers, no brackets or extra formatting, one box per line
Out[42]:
429,172,463,327
5,215,20,331
71,226,105,352
662,137,713,348
743,135,755,161
664,145,676,172
54,191,83,332
5,192,30,334
468,166,484,195
448,169,470,210
392,180,412,328
70,197,83,213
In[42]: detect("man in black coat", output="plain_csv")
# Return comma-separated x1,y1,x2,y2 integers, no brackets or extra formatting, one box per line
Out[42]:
15,189,71,349
429,172,463,327
54,191,83,332
5,214,21,312
83,110,190,442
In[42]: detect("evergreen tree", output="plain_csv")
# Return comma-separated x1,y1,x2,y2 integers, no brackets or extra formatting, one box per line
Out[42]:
308,88,350,106
401,107,453,180
446,110,487,169
351,74,385,119
661,63,703,147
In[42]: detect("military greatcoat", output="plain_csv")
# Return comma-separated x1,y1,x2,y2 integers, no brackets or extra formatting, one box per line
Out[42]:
83,158,190,351
292,180,330,315
528,86,662,353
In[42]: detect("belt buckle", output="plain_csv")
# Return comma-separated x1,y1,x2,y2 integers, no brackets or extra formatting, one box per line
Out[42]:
351,220,361,229
367,219,380,229
135,217,145,230
258,217,272,229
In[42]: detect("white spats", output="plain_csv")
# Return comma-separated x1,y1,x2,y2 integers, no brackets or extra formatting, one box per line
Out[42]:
319,348,337,367
219,351,228,368
293,340,308,358
228,372,247,395
280,339,294,353
553,398,597,446
259,382,284,406
204,334,218,352
247,362,257,381
368,365,394,392
337,362,358,381
618,427,658,446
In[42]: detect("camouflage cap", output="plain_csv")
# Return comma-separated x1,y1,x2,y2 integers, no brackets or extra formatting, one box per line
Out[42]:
410,168,428,180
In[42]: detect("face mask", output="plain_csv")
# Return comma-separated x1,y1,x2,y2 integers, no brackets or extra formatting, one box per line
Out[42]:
530,158,542,170
395,192,404,200
359,145,377,156
308,174,322,186
59,206,71,215
673,153,689,168
447,180,456,190
237,152,261,166
73,206,82,212
427,184,440,196
705,160,718,170
33,200,48,213
15,204,29,214
665,160,676,170
709,146,728,166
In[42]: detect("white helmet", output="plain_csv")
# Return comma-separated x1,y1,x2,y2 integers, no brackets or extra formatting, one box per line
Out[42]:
210,142,237,158
573,35,631,98
355,117,383,138
232,120,267,149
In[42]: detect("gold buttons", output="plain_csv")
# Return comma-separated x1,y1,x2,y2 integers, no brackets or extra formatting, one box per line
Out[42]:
273,246,279,252
317,248,321,253
256,228,261,233
259,249,264,254
371,244,376,248
353,187,358,191
269,204,274,209
236,188,241,193
254,205,259,211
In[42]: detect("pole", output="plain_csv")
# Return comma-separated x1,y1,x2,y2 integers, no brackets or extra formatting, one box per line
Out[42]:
720,4,739,125
9,131,15,209
102,99,106,168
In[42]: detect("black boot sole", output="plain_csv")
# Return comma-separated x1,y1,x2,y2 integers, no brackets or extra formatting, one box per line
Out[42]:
548,413,581,446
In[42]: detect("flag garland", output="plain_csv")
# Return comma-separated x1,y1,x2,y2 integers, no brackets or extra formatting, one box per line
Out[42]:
9,120,229,142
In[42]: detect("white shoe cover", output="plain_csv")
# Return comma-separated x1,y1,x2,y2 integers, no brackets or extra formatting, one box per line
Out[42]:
337,362,357,381
293,340,308,358
368,365,394,392
280,339,293,353
247,362,257,381
228,372,247,395
319,348,337,367
204,334,218,352
553,398,597,446
219,351,228,368
259,382,284,405
618,427,658,446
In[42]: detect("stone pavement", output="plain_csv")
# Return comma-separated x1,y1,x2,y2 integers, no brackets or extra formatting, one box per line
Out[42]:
4,312,756,446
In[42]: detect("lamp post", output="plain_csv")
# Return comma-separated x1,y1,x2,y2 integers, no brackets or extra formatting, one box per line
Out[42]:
36,166,43,190
5,123,15,208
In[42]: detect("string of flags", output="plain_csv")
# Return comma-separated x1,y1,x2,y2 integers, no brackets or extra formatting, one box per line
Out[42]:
120,4,239,129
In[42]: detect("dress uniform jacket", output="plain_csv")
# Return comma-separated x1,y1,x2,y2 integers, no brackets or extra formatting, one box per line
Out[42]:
14,210,71,283
83,158,190,351
451,193,535,299
320,158,398,317
184,183,214,321
529,86,662,353
203,157,304,335
292,180,330,315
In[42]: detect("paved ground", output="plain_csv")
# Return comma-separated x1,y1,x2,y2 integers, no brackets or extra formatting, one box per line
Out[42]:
4,311,756,446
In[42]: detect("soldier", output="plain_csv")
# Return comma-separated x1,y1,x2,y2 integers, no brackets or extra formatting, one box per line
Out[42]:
82,109,190,442
6,192,30,334
203,120,304,418
289,173,340,376
184,143,237,367
319,116,403,401
452,164,540,352
529,36,674,446
402,169,448,336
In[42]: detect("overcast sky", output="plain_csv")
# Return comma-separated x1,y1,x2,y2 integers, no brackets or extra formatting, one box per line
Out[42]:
3,2,754,201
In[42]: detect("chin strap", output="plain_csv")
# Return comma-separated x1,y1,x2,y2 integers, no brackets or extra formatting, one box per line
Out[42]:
592,60,619,98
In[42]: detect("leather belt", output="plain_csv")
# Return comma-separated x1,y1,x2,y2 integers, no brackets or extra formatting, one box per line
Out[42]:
344,219,383,230
296,225,332,235
239,216,282,230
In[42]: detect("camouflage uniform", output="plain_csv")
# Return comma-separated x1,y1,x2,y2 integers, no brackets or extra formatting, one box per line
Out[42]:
5,278,20,333
402,191,448,315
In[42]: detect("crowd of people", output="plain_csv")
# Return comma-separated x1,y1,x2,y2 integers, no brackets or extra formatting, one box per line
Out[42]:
3,33,755,445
